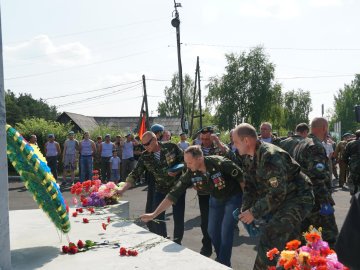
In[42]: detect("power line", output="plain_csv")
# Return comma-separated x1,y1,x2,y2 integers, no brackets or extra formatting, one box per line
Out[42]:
56,82,142,108
5,47,164,81
181,43,360,51
277,74,355,80
5,17,168,45
44,80,142,100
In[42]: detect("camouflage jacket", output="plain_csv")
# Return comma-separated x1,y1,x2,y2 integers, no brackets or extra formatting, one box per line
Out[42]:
334,140,348,161
168,156,243,203
258,135,282,146
279,135,304,156
292,134,333,205
343,139,360,173
241,141,312,219
199,142,232,195
126,142,184,193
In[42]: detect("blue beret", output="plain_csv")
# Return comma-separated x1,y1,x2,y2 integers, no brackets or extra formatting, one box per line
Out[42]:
151,124,164,133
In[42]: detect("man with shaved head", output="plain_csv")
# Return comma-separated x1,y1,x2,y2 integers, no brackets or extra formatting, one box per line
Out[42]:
290,117,338,248
232,123,314,270
117,131,186,245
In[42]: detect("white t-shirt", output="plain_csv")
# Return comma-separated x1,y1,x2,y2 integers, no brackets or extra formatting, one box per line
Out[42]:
178,141,190,151
110,156,121,169
322,141,334,158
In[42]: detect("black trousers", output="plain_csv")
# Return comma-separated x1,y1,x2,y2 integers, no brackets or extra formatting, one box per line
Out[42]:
145,171,156,233
46,156,58,180
198,194,212,250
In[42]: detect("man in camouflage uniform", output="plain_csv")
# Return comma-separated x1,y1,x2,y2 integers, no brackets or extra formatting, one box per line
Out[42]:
141,145,244,267
343,130,360,195
280,123,309,155
258,122,281,146
197,126,233,257
290,117,338,248
118,131,185,244
232,123,314,270
335,133,352,187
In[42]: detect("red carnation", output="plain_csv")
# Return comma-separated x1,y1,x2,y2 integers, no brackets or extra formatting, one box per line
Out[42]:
107,217,111,223
76,208,83,213
62,245,69,253
128,249,138,256
72,212,78,217
87,207,95,214
77,240,85,249
83,218,89,223
69,245,78,254
120,247,127,256
102,223,108,230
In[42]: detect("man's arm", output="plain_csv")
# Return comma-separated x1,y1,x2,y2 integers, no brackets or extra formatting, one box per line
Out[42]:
140,197,174,222
56,142,61,156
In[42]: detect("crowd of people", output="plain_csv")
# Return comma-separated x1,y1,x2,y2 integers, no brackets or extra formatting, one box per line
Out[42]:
27,119,360,269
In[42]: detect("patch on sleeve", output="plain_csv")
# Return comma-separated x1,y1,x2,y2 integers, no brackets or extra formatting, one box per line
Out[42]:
315,163,325,172
268,177,279,188
231,169,239,177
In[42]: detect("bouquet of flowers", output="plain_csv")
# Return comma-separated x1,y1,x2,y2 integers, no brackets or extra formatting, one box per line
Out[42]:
267,226,348,270
71,179,125,207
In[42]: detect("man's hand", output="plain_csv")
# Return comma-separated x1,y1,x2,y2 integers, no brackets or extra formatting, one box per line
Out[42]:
239,209,255,224
116,189,125,196
210,134,220,144
140,213,155,223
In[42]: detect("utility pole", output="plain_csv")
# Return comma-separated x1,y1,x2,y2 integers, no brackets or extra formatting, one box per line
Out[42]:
0,8,12,270
321,104,324,117
190,58,198,137
197,56,203,129
171,0,188,133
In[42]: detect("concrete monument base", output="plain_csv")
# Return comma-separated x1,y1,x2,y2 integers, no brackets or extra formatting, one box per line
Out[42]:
10,201,230,270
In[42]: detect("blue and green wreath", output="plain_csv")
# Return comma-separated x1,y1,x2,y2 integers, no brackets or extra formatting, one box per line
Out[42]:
6,125,70,233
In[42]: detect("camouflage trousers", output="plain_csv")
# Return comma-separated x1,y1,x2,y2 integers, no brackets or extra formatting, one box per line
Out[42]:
348,173,360,195
301,209,339,249
253,195,314,270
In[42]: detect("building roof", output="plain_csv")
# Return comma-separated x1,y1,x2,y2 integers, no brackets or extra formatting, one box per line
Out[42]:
58,112,182,135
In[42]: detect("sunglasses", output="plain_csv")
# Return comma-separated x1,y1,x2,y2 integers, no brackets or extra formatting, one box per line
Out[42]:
142,137,154,147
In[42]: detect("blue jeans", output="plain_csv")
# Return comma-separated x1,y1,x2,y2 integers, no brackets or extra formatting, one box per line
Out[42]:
153,191,186,245
80,155,93,182
111,169,120,182
208,193,243,267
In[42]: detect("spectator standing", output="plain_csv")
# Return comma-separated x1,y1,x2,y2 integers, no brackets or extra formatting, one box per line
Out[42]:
79,131,96,182
29,134,38,146
228,129,237,153
162,130,172,142
62,131,79,185
343,130,360,195
99,134,115,182
45,134,61,181
259,122,281,146
110,150,121,183
334,133,351,187
177,132,190,151
94,135,102,172
121,133,138,181
323,135,335,185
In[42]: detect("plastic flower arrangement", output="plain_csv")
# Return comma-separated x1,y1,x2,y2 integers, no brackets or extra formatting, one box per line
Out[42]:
267,226,348,270
71,178,126,207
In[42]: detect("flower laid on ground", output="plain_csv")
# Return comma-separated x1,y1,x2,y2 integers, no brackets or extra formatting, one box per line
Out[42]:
102,223,108,230
61,240,96,255
119,247,138,256
72,212,78,217
267,226,349,270
82,218,89,223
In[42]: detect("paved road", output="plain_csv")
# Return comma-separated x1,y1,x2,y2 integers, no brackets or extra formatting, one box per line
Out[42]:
8,180,351,270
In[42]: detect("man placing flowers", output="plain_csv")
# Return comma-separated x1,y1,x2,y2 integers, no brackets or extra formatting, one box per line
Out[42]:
232,123,314,270
140,145,244,267
117,131,185,245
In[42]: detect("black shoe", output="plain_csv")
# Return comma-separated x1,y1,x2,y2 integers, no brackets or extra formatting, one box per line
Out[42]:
200,246,212,257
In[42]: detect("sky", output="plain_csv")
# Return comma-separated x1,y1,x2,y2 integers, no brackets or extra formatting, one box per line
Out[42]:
2,0,360,123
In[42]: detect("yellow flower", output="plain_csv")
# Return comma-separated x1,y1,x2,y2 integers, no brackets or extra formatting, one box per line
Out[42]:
280,250,296,261
299,251,310,264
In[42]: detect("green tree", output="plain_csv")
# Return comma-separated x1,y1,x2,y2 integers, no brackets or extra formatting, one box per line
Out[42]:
5,90,58,125
15,118,73,154
157,73,195,125
283,89,312,131
206,46,276,130
332,74,360,134
266,83,285,133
